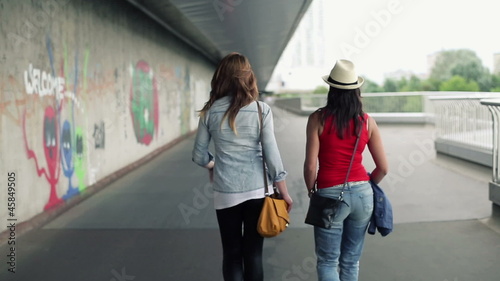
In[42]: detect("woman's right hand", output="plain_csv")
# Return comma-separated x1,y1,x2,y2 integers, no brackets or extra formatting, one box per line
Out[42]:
275,180,293,212
282,194,293,213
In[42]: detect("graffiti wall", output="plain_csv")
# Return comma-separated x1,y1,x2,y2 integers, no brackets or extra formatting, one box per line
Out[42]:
0,0,213,224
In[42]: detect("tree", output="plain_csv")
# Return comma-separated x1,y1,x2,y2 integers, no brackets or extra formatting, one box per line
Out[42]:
400,75,423,92
451,60,491,91
439,75,480,91
490,74,500,92
313,85,328,94
382,78,398,92
397,77,408,91
420,78,440,91
361,78,383,93
430,49,490,90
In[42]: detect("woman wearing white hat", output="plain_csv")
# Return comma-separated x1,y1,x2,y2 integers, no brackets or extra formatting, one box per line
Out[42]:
303,59,388,280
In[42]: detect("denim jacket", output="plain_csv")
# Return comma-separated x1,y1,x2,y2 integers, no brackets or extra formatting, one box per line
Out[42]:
192,96,287,193
368,179,393,236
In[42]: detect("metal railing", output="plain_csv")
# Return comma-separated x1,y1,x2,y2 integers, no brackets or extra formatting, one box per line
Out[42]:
297,92,429,113
429,95,495,151
480,99,500,181
480,98,500,206
274,91,500,165
274,91,451,122
274,91,500,205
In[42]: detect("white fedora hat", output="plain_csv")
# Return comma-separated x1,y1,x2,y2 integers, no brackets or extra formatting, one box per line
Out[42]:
322,59,364,90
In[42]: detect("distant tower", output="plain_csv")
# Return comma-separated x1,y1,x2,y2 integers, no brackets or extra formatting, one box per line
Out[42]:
494,53,500,75
426,52,439,78
266,0,328,91
286,0,326,69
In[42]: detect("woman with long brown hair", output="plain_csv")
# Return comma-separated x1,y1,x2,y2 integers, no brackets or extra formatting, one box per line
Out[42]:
192,52,293,281
304,59,388,281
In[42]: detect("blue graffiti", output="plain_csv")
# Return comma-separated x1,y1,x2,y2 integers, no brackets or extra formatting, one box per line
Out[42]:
60,120,79,200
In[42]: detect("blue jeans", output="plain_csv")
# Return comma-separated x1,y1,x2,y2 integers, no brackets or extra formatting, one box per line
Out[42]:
314,182,373,281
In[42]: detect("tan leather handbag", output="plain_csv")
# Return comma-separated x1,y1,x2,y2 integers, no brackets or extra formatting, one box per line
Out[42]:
258,194,290,237
255,101,290,237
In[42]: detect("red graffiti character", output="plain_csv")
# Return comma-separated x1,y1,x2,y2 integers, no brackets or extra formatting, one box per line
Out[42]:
23,106,63,210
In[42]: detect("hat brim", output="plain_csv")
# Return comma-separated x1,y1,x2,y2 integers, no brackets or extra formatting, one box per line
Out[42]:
322,75,364,90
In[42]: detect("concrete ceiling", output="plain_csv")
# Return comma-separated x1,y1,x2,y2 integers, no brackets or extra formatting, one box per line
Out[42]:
126,0,313,90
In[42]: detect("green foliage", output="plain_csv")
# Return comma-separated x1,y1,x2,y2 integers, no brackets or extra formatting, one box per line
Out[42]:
451,61,491,91
397,77,408,91
277,92,314,98
312,85,328,94
361,78,383,93
430,49,491,91
491,74,500,91
383,78,398,92
420,78,440,91
352,49,497,93
363,95,422,113
399,76,423,92
439,75,480,91
431,49,482,80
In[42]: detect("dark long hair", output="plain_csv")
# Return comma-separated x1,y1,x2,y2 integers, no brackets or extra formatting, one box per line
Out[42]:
320,87,365,139
199,52,259,133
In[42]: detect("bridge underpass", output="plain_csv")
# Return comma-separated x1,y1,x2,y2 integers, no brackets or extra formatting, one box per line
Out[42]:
1,105,499,280
1,0,500,280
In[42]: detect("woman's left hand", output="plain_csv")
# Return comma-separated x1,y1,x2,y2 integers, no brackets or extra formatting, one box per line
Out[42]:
208,168,214,183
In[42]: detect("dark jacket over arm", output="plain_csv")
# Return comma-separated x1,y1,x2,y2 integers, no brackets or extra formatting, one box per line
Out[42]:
368,180,393,236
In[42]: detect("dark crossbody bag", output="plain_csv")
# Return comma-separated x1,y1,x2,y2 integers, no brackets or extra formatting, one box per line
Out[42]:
304,129,361,229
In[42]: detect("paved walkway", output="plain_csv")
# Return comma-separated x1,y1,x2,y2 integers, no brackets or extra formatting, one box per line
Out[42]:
1,105,500,281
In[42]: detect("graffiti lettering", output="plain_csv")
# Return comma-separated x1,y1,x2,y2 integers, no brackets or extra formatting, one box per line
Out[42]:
23,64,81,107
24,64,64,99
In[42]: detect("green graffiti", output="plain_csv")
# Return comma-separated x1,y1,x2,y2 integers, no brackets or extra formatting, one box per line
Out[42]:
130,61,158,145
132,70,154,134
74,127,87,192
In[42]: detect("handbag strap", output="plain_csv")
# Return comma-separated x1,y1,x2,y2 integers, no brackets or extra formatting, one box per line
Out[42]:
338,125,362,200
257,101,270,195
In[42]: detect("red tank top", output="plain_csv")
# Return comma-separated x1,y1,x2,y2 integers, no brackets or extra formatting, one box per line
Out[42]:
317,113,370,189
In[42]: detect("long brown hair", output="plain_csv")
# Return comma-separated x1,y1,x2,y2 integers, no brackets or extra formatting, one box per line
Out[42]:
199,52,259,133
321,87,365,139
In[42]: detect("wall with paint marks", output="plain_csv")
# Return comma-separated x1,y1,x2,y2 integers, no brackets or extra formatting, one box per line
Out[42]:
0,0,213,225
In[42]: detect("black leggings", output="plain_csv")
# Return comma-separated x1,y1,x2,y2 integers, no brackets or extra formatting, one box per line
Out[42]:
216,198,265,281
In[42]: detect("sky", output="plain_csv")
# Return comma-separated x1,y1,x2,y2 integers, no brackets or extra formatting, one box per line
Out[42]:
269,0,500,89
